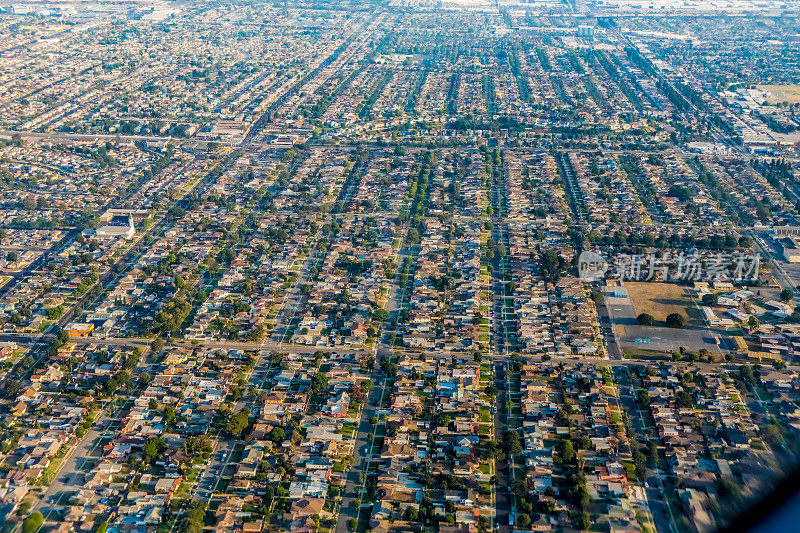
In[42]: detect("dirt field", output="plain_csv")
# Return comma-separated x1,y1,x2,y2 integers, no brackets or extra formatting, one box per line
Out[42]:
757,85,800,104
623,281,702,327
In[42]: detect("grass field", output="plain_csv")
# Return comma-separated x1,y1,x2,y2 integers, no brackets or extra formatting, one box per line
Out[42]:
622,347,670,360
624,281,702,327
757,84,800,104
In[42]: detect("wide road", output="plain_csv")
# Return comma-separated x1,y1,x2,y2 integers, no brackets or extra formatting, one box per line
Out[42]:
34,392,139,522
70,336,371,355
614,367,676,533
334,375,384,533
596,296,623,360
493,360,512,532
194,440,237,502
750,230,797,291
0,333,372,355
0,130,181,145
336,213,407,532
37,417,106,508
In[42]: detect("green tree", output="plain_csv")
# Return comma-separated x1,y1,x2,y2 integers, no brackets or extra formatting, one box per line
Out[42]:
540,248,566,282
666,313,686,328
637,390,650,407
23,512,44,533
740,364,756,383
558,439,576,463
763,423,783,446
269,427,285,443
184,501,207,533
404,506,418,521
184,435,213,458
756,203,771,223
676,390,694,408
636,313,655,326
150,337,165,354
143,437,167,463
504,430,523,455
225,408,251,437
310,371,329,395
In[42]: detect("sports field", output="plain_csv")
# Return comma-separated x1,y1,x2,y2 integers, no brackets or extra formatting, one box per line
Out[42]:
757,84,800,104
623,281,701,327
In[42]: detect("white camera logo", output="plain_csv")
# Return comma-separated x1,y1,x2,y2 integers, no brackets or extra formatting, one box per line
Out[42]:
578,251,608,282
